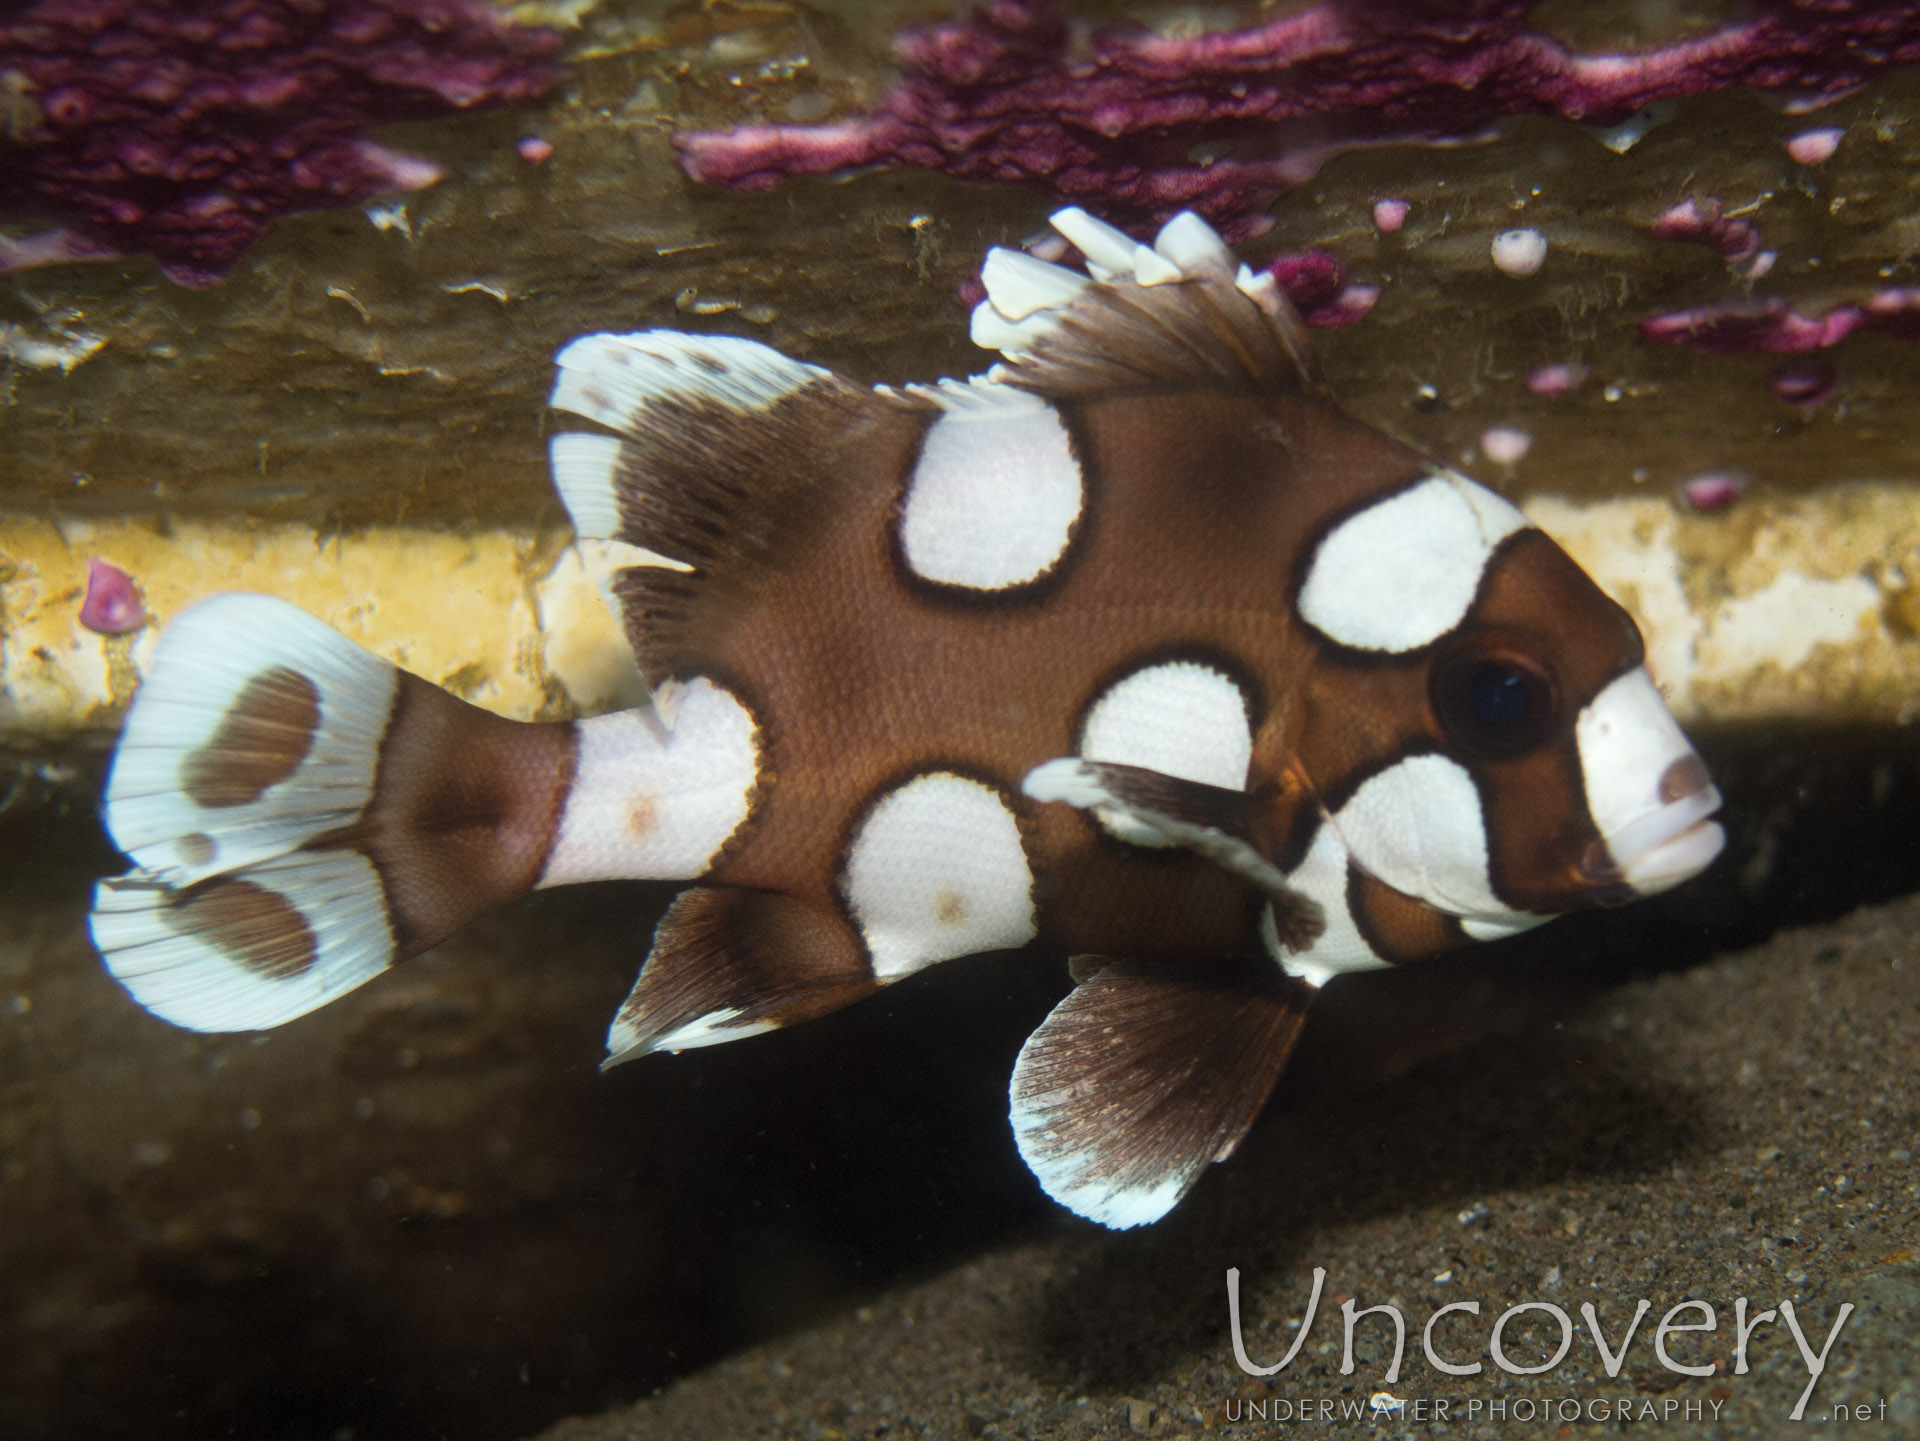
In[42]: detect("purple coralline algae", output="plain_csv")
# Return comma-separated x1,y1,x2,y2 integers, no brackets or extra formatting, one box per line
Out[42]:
1784,125,1844,164
1260,249,1377,327
0,1,557,287
677,0,1920,240
1650,197,1762,264
1371,197,1409,234
1769,359,1837,406
1642,290,1920,353
79,558,146,634
1680,472,1748,512
1526,361,1588,397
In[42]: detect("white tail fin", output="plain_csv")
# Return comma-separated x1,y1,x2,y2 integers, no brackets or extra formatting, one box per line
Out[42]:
91,594,580,1033
100,594,398,888
92,595,403,1030
92,851,394,1032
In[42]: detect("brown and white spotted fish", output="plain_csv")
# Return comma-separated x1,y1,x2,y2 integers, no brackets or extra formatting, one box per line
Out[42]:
89,209,1725,1228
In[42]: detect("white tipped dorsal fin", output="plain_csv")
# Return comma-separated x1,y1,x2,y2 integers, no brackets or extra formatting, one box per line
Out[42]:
1129,243,1184,286
1049,206,1140,280
979,247,1089,320
968,207,1322,399
968,299,1061,355
545,326,912,689
1154,211,1237,280
549,331,831,436
899,375,1053,415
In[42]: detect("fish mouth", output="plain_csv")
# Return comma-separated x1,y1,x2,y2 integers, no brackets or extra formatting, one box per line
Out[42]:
1599,783,1726,895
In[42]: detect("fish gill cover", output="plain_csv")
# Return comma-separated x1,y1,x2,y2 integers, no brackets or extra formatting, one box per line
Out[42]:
676,0,1920,243
0,0,559,287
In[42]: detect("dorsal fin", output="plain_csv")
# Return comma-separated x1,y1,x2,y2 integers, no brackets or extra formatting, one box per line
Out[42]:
546,331,931,687
972,208,1325,401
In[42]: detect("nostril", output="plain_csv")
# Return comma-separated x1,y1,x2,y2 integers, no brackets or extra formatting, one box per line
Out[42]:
1579,837,1621,883
1658,753,1711,805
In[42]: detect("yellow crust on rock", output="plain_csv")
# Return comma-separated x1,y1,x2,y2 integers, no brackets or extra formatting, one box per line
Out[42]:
3,485,1917,741
0,517,640,738
1527,483,1915,725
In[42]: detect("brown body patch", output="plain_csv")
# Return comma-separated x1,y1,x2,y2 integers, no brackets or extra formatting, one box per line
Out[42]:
182,666,321,808
674,385,1424,964
165,877,318,980
320,674,578,957
1346,864,1465,964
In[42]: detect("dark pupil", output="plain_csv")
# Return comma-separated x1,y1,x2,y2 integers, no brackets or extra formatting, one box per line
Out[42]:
1467,663,1530,727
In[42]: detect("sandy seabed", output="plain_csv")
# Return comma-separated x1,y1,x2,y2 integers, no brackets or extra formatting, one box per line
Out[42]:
2,776,1917,1441
533,895,1920,1441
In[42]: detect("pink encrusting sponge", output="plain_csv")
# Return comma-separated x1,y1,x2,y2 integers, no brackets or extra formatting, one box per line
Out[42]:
79,558,147,635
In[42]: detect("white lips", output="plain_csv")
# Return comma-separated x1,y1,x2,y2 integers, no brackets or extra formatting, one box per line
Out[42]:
1605,786,1725,893
1575,667,1725,896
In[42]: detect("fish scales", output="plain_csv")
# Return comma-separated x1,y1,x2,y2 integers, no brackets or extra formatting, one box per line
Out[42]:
86,208,1726,1228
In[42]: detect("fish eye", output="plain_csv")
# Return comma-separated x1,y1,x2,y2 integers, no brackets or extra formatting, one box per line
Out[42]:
1468,663,1530,726
1430,650,1558,759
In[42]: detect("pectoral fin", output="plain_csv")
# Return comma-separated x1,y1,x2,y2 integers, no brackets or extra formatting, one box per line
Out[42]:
1023,757,1324,950
1009,955,1314,1228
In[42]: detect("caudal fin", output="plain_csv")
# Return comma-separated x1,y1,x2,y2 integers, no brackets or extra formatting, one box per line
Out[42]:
91,595,578,1032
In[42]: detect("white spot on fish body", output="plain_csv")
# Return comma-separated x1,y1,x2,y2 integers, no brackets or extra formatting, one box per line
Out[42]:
841,773,1036,980
1297,474,1526,653
539,678,759,886
1330,754,1543,934
1264,822,1385,987
899,386,1082,590
1078,661,1252,846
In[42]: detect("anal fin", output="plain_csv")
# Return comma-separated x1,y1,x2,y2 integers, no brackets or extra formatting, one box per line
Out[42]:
604,886,877,1066
1011,955,1314,1228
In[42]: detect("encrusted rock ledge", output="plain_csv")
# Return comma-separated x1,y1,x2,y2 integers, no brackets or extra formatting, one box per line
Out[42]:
5,481,1914,758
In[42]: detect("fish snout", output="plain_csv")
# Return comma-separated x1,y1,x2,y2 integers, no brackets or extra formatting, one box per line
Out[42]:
1575,668,1725,896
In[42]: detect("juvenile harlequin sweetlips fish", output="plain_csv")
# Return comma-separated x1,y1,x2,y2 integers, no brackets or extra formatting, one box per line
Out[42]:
89,209,1726,1228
